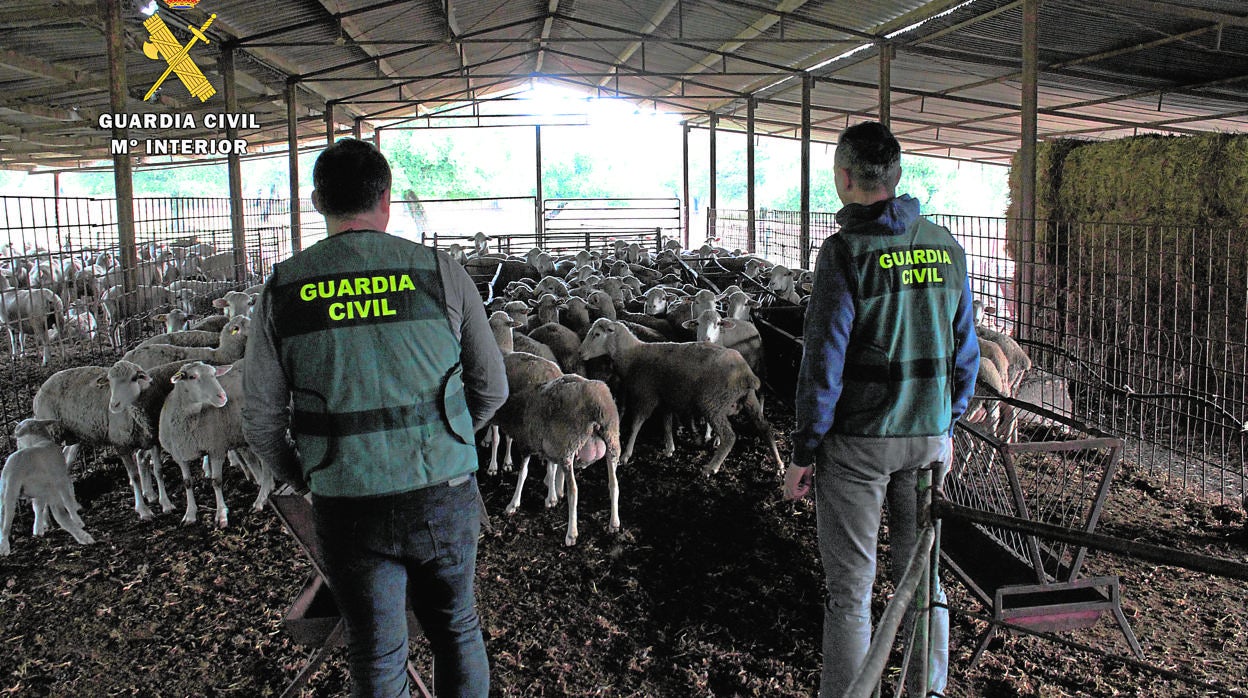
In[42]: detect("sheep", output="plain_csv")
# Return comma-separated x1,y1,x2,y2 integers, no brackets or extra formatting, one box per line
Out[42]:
121,315,249,369
579,318,784,475
486,310,558,365
158,360,266,528
973,300,1032,393
965,357,1006,428
32,361,182,520
154,308,190,333
189,314,230,332
723,289,761,321
488,350,565,476
0,275,64,365
500,373,621,546
180,251,239,282
0,419,93,555
48,297,100,347
527,322,585,375
98,284,178,347
766,265,803,304
136,325,227,349
211,290,254,318
683,307,765,381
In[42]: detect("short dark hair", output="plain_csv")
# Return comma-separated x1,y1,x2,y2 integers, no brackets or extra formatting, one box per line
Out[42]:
835,121,902,190
312,138,391,217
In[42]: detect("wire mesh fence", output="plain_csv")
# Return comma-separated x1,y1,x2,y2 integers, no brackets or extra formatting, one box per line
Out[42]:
714,208,1248,503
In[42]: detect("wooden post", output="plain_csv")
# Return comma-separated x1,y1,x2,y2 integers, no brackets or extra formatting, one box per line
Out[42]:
535,124,544,247
286,79,302,252
682,121,691,249
324,102,335,145
222,46,246,283
879,42,893,128
708,113,718,243
352,117,363,141
101,0,137,314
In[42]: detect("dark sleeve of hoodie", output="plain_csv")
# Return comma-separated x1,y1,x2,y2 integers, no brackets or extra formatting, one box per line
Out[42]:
437,251,508,431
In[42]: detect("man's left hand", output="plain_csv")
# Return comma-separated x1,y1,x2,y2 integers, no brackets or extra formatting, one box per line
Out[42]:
783,463,813,501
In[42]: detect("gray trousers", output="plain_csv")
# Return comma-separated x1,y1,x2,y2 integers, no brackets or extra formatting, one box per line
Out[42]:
814,433,949,698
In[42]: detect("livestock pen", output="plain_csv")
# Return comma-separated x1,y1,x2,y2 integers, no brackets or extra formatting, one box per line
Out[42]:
2,194,1248,696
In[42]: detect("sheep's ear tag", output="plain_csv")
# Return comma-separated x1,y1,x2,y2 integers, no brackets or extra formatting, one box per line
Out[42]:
171,371,185,383
230,326,240,335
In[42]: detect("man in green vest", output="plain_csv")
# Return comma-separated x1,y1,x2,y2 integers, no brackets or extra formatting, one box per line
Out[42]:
783,121,979,697
243,138,507,697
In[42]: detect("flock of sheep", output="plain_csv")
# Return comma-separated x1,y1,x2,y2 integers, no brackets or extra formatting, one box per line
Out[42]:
0,230,1027,555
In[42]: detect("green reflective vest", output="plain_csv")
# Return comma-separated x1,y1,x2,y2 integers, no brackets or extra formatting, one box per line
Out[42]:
267,230,477,497
833,216,968,436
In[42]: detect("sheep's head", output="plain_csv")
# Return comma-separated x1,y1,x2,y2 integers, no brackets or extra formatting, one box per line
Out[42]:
13,418,63,448
170,361,230,409
579,318,620,361
106,360,153,414
684,308,736,344
221,315,250,341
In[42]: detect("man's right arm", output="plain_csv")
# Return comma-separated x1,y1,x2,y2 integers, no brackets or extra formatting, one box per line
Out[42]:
444,261,508,431
241,286,306,493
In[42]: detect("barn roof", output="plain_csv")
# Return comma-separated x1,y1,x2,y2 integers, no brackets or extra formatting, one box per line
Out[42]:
2,0,1247,170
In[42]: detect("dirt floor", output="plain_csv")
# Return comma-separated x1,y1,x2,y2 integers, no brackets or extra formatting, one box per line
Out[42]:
0,397,1246,697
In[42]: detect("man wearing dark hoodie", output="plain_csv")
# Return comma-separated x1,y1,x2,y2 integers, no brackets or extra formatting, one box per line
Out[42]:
783,121,979,697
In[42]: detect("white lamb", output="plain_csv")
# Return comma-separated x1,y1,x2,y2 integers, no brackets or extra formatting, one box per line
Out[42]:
0,418,94,555
0,275,64,365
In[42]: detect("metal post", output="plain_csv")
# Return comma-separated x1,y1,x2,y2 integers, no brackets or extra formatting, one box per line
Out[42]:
101,0,137,311
373,126,382,149
801,74,812,269
222,46,246,283
324,102,335,145
682,121,691,249
535,124,544,247
879,42,893,128
1018,0,1040,341
353,116,363,141
286,79,302,253
708,113,718,243
747,97,757,255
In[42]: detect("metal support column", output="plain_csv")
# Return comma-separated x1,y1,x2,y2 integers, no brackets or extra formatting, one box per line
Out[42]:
1019,0,1040,339
101,0,137,312
879,42,893,128
708,113,718,242
222,46,247,283
800,74,812,269
535,124,544,247
682,121,691,249
373,127,382,149
353,117,363,141
747,97,757,255
286,79,302,252
324,102,335,144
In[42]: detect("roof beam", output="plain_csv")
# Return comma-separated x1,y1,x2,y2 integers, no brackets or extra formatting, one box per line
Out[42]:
312,0,412,109
0,48,94,83
535,0,561,72
1106,0,1248,29
0,3,98,28
594,0,681,87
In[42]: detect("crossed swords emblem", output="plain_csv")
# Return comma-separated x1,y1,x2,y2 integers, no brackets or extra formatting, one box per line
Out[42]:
142,13,217,102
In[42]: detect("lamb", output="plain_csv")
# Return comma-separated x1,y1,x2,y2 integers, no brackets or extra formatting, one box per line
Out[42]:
158,360,268,528
579,318,784,475
0,419,94,555
154,308,190,333
121,315,249,369
766,265,803,304
32,361,183,521
211,290,254,318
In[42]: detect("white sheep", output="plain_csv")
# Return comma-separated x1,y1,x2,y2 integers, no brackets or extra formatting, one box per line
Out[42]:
98,284,178,347
579,318,784,475
766,265,803,304
0,275,64,365
495,363,621,545
683,307,765,381
158,360,267,528
211,290,254,318
973,299,1032,393
154,308,190,333
32,361,179,521
122,315,249,369
0,419,94,555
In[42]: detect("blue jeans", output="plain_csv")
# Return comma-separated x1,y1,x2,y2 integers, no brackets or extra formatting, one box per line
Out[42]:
814,434,949,698
313,475,489,698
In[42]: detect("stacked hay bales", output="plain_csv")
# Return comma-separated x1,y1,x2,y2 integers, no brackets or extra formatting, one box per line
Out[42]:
1007,133,1248,415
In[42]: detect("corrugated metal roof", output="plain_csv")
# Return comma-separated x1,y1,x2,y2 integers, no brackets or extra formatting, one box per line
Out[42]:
2,0,1248,169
